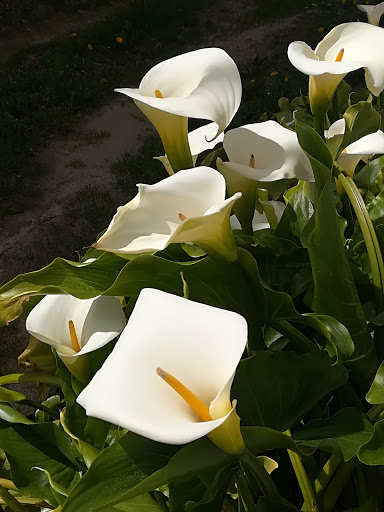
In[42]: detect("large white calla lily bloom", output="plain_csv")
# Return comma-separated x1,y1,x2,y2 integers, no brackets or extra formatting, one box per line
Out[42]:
326,118,384,175
26,295,126,381
357,2,384,26
230,201,286,231
77,288,247,454
216,121,312,234
115,48,241,173
94,167,241,262
288,23,384,117
156,122,225,175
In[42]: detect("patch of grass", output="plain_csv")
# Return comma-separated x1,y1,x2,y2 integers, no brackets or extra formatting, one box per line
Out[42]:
0,0,211,216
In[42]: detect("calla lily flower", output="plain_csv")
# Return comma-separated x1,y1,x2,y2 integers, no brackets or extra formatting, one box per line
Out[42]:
93,167,241,262
26,295,126,381
357,2,384,26
230,200,286,231
115,48,241,172
326,118,384,175
216,120,312,234
77,288,247,454
155,122,225,175
288,23,384,117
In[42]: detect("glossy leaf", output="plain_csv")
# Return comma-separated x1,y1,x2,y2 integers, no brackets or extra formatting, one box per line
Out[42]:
292,408,373,461
0,420,78,504
366,358,384,404
232,351,348,431
0,404,33,424
358,419,384,465
342,99,381,150
296,119,375,390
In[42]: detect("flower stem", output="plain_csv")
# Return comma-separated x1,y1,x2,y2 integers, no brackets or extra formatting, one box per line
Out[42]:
322,458,356,512
237,465,257,511
153,490,168,511
239,448,280,500
313,114,325,138
0,486,25,512
336,172,384,312
285,430,318,512
21,399,59,419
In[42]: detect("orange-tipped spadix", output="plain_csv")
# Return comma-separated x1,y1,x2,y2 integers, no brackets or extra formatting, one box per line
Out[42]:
69,320,81,353
156,367,212,421
155,89,164,98
335,48,344,62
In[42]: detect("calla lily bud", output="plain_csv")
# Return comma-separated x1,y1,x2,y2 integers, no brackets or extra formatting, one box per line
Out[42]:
288,23,384,117
115,48,241,172
26,295,126,382
93,167,241,263
217,121,312,234
77,288,248,455
155,122,225,175
357,2,384,26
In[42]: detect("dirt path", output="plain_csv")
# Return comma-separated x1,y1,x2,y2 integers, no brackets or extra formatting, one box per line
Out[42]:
0,0,129,63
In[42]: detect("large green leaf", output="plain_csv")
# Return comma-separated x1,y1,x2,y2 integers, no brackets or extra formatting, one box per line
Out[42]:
0,404,34,424
342,98,381,150
0,420,78,505
358,419,384,465
366,358,384,404
232,351,348,431
256,497,300,511
295,119,375,390
0,253,128,326
292,408,373,461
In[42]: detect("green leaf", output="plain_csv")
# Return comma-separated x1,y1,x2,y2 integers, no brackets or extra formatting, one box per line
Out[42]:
366,358,384,404
0,420,78,505
284,181,314,242
232,351,348,431
292,408,373,461
358,419,384,465
342,98,381,150
354,156,384,192
0,386,26,403
294,115,333,169
343,497,377,511
0,404,34,424
295,119,375,390
0,252,127,326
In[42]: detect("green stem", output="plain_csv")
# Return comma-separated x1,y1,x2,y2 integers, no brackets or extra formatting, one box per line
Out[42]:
237,466,257,512
0,486,25,512
367,403,384,422
153,490,168,511
0,373,60,386
313,454,342,498
271,320,316,353
322,458,356,512
239,448,280,499
336,172,384,312
285,431,318,512
314,114,325,138
21,399,59,419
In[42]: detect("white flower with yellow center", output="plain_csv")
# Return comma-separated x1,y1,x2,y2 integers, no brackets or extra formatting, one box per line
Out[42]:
77,288,247,454
93,167,241,262
26,295,126,381
288,23,384,117
357,2,384,26
216,120,312,233
115,48,241,172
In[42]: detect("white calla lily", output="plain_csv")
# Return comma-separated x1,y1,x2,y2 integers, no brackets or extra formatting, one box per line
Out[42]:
230,201,286,231
357,2,384,26
93,167,241,262
155,122,225,175
216,121,312,234
288,23,384,117
115,48,241,172
77,288,247,454
326,118,384,175
26,295,126,381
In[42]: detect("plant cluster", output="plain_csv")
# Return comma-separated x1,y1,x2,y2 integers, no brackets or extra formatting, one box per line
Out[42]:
2,6,384,512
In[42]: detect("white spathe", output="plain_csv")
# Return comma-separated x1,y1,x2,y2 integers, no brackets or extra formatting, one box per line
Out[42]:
26,295,126,379
357,2,384,26
115,48,241,172
326,119,384,175
77,288,248,447
288,23,384,114
156,122,225,175
230,201,286,231
93,167,241,261
116,48,241,137
219,121,314,182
